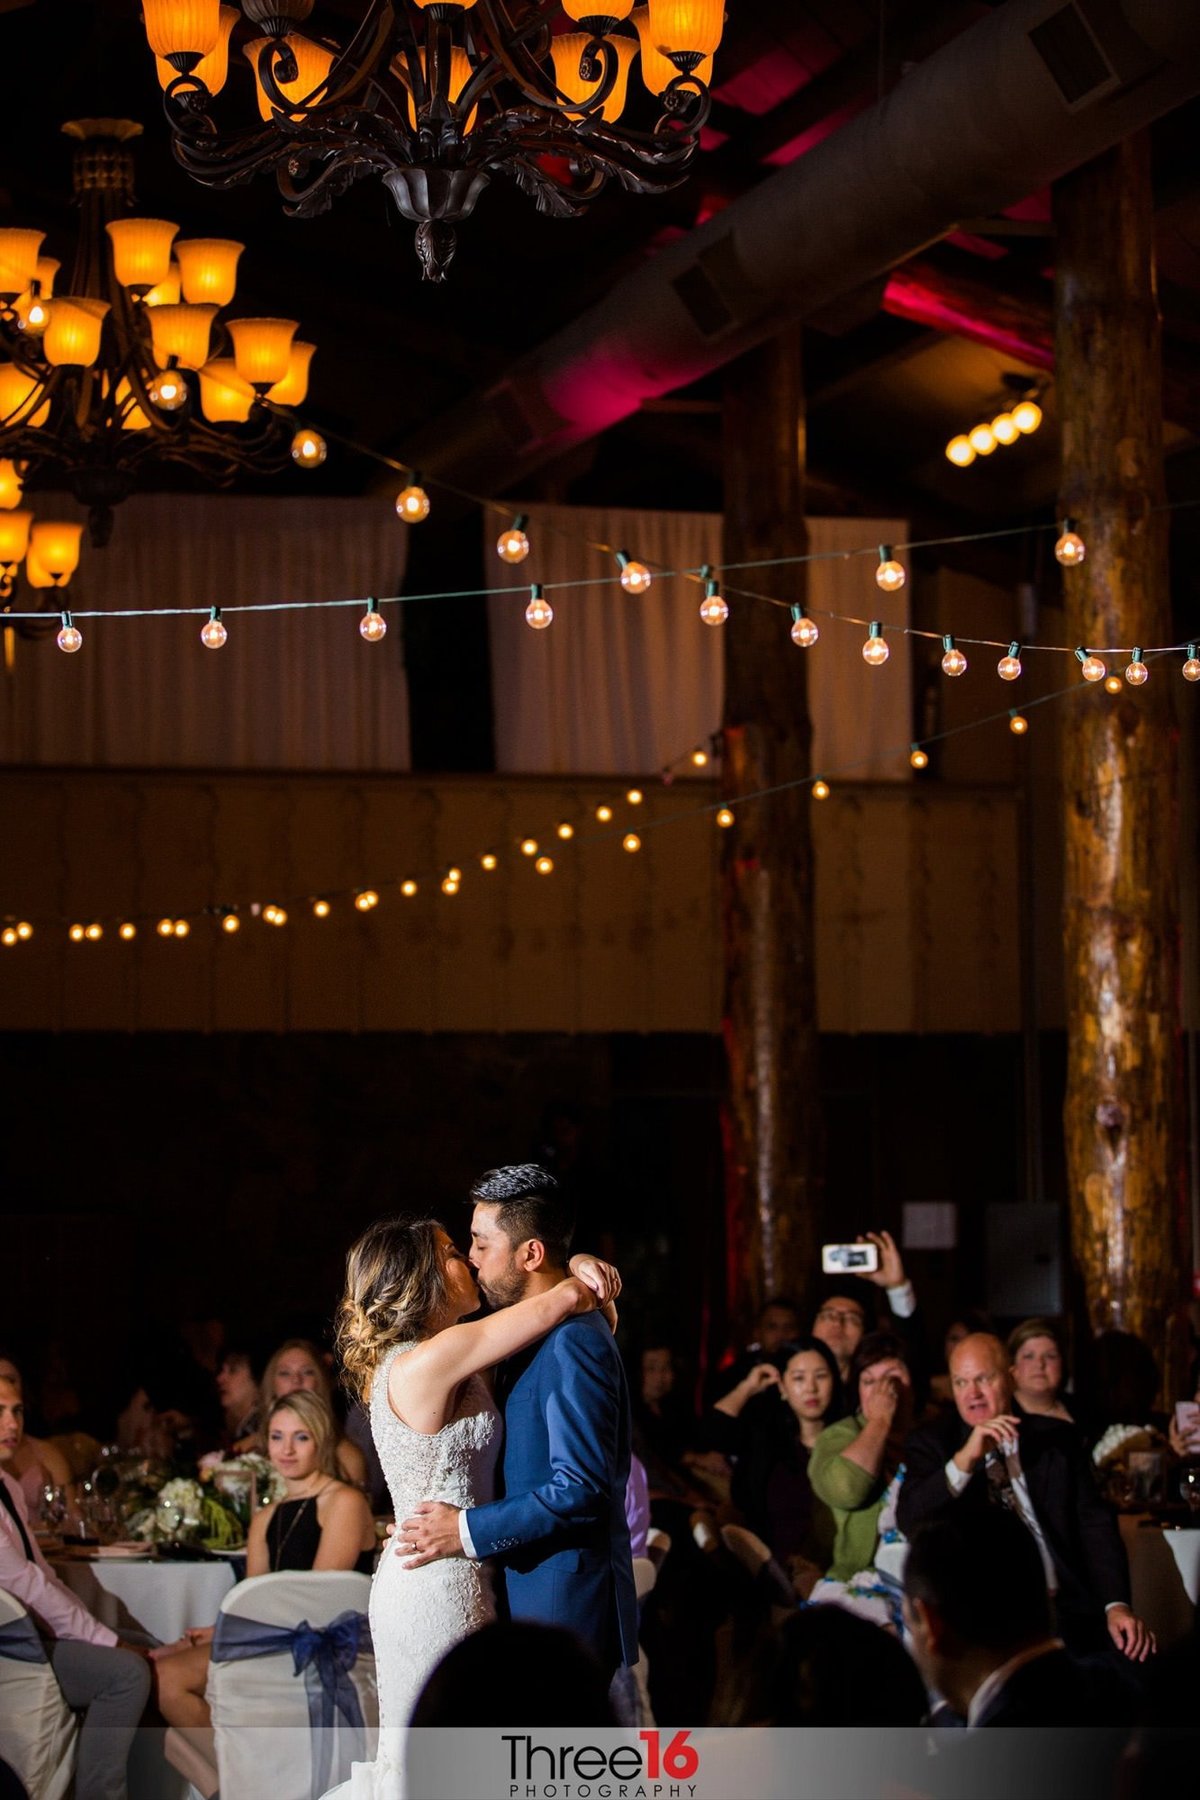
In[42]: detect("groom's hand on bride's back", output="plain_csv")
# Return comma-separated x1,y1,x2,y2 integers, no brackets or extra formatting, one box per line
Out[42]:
568,1254,621,1306
394,1500,466,1568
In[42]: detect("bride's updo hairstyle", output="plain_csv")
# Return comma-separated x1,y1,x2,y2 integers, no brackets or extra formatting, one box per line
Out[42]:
336,1216,445,1400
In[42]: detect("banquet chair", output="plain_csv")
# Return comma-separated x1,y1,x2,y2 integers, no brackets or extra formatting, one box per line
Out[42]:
178,1571,378,1800
0,1590,76,1800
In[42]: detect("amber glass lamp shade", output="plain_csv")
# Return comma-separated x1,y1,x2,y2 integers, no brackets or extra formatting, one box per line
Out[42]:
227,317,299,389
647,0,724,58
115,378,152,431
148,302,218,371
410,0,477,9
0,459,23,509
266,341,316,407
43,297,110,368
631,8,711,93
198,359,255,424
552,34,638,121
174,238,244,307
142,0,220,60
144,264,183,308
403,49,480,132
105,218,179,291
0,229,44,298
24,550,54,589
155,4,236,92
18,255,60,307
29,520,83,584
0,363,50,427
245,36,336,122
0,509,32,565
563,0,634,15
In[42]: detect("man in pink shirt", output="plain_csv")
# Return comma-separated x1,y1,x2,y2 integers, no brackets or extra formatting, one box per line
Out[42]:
0,1374,150,1799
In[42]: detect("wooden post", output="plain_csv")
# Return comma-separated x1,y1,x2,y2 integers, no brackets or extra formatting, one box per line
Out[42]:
1054,136,1187,1378
720,330,820,1320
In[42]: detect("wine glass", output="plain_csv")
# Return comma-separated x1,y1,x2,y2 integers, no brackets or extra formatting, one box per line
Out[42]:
40,1484,67,1531
1179,1466,1200,1518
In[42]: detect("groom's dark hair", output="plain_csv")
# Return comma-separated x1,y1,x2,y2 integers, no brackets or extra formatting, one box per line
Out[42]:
469,1163,574,1266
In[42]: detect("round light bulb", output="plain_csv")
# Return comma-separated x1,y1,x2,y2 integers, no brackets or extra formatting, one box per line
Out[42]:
1104,674,1123,695
1055,528,1086,566
622,833,641,853
1080,654,1106,683
497,525,530,564
1183,650,1200,682
626,788,643,806
875,551,906,593
85,922,103,941
1009,712,1029,735
717,807,734,828
447,868,462,884
401,879,418,897
619,560,653,595
525,595,553,630
535,855,554,874
812,780,830,800
354,889,379,911
997,646,1022,680
69,923,85,942
480,853,498,871
222,911,241,932
1124,652,1149,687
270,907,287,926
119,921,136,940
149,371,186,411
595,805,613,823
312,899,330,917
291,429,327,469
968,423,996,456
441,877,459,896
790,612,819,647
16,922,32,940
18,295,48,335
556,822,574,840
941,639,968,678
691,747,709,767
57,621,83,654
945,435,976,467
174,919,190,937
862,624,889,666
201,608,226,649
360,603,387,643
910,747,929,770
396,483,430,523
991,412,1018,446
1,927,17,947
519,838,537,857
699,591,728,626
157,918,174,938
1012,400,1042,434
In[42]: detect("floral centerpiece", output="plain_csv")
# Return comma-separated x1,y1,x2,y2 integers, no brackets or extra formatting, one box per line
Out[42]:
124,1455,286,1550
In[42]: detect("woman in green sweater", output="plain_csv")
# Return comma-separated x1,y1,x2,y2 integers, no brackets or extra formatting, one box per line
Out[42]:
808,1331,914,1585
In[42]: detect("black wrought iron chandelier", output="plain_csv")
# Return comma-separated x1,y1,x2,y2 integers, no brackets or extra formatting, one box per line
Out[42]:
0,117,324,556
144,0,723,281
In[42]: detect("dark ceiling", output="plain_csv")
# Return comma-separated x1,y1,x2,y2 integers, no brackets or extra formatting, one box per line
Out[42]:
2,0,1200,539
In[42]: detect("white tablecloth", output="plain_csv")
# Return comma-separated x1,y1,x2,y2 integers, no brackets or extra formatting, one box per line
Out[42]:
51,1556,237,1643
1120,1517,1199,1649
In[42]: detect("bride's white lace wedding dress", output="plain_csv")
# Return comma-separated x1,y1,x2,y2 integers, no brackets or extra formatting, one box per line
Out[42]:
332,1341,502,1799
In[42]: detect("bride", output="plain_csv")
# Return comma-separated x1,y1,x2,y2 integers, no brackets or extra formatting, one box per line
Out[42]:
329,1214,617,1797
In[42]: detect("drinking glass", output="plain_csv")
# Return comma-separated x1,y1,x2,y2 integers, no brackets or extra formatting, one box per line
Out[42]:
40,1484,67,1530
1179,1466,1200,1517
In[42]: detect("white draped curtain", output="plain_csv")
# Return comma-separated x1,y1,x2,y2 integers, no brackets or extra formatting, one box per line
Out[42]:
1,494,410,770
488,505,912,780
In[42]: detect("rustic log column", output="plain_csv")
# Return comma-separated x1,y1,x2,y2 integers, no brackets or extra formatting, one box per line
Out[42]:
1054,136,1187,1376
720,330,820,1318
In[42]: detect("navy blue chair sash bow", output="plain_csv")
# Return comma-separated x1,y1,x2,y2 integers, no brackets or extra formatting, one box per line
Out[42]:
0,1615,46,1664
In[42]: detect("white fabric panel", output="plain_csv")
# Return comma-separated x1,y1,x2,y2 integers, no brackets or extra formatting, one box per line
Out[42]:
208,1571,377,1800
487,507,911,779
1,495,410,770
0,1590,77,1800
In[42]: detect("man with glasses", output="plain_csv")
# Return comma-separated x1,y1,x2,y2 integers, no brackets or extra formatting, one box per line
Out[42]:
812,1231,919,1381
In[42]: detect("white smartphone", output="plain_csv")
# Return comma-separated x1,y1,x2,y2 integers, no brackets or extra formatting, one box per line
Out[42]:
821,1241,880,1275
1176,1399,1200,1443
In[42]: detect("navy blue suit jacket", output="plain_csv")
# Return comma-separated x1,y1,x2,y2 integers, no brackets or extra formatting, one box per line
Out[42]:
464,1310,639,1671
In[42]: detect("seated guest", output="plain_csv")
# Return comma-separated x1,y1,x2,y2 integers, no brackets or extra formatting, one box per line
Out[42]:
0,1355,77,1526
810,1232,922,1387
1008,1319,1074,1423
216,1342,263,1451
896,1332,1153,1661
903,1507,1141,1726
709,1296,803,1402
0,1374,151,1800
929,1310,993,1407
153,1389,375,1730
632,1340,719,1508
710,1336,843,1588
259,1337,368,1488
808,1332,914,1588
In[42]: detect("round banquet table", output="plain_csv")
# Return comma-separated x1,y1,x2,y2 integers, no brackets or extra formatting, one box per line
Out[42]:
51,1553,238,1643
1119,1516,1200,1648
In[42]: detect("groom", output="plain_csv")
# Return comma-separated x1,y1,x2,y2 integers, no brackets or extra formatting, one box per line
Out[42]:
400,1163,638,1676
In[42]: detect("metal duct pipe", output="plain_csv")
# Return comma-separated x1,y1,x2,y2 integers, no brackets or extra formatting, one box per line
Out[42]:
408,0,1200,491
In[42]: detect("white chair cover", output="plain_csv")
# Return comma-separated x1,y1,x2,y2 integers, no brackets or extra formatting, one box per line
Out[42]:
0,1589,76,1800
206,1572,378,1800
